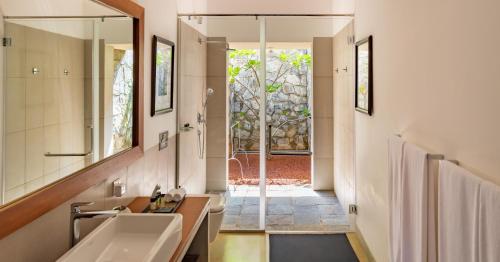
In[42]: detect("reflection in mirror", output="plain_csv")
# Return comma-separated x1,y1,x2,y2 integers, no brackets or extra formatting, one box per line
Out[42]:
2,17,133,205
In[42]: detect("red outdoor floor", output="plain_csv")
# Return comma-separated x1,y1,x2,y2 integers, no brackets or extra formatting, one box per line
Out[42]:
228,154,311,185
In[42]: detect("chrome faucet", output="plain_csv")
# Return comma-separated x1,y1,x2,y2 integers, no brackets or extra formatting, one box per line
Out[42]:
70,202,126,247
151,184,162,200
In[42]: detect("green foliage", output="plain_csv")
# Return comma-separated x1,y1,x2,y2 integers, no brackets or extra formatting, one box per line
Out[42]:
156,49,171,68
228,65,241,84
244,59,261,69
302,54,312,66
281,109,290,116
229,49,257,59
156,53,164,66
301,107,311,117
291,54,312,69
279,52,290,62
228,49,260,71
266,83,283,93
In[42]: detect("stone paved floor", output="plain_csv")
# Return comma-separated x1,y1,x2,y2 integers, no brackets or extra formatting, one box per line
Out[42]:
213,185,350,231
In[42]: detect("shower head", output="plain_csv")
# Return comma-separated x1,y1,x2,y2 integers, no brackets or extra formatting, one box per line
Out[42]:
202,88,215,110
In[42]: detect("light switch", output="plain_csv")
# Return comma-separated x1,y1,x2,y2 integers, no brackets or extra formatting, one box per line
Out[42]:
113,179,126,197
159,131,169,151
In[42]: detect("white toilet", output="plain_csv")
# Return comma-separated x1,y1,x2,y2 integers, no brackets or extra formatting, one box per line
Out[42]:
207,194,226,243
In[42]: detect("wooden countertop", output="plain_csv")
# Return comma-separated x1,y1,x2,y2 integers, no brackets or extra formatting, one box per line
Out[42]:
128,196,210,262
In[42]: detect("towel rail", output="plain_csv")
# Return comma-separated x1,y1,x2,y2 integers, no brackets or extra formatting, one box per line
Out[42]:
395,134,459,165
427,154,444,160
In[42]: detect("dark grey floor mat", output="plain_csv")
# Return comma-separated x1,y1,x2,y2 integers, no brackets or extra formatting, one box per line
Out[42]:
269,234,358,262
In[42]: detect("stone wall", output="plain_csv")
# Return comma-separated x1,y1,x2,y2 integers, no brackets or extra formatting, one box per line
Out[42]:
229,48,311,152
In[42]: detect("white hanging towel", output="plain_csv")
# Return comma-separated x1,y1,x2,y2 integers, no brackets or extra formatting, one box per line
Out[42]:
438,160,481,262
426,158,440,262
388,135,405,262
478,181,500,262
400,142,428,262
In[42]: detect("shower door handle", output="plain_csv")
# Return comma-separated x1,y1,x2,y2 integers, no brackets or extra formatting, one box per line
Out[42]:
45,152,92,157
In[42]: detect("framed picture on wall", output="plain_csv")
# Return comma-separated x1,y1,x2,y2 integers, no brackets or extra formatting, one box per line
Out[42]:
355,35,373,115
151,35,175,116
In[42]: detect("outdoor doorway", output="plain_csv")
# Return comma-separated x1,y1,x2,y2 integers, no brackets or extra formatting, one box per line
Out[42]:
228,45,312,188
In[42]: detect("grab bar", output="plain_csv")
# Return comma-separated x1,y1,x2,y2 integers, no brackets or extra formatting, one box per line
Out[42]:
45,125,94,157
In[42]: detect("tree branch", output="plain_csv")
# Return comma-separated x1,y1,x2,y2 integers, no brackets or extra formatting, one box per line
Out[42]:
234,78,260,106
232,91,260,117
250,66,261,88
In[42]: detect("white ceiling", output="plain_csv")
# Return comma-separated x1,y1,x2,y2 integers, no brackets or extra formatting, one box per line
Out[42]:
0,0,123,17
178,0,354,14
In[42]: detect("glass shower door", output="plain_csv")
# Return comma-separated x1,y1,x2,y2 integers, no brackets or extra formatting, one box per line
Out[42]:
264,16,354,232
224,16,266,230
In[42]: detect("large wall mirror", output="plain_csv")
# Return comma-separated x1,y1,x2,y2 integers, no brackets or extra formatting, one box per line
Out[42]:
1,1,137,206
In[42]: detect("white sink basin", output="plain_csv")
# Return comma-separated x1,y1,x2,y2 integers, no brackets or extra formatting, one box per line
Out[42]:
58,213,182,262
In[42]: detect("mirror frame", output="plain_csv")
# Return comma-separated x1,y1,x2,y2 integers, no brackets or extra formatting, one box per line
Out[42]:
0,0,144,239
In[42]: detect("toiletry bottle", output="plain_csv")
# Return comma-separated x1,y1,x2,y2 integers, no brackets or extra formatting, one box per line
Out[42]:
150,184,161,211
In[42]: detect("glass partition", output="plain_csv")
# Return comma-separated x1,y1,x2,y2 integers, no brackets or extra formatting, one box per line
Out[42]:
177,15,355,233
178,16,264,230
265,16,354,232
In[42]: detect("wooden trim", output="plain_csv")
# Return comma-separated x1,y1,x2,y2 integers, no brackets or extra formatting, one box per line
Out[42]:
0,0,145,239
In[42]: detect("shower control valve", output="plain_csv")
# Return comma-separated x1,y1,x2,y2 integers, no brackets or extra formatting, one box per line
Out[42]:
197,112,206,124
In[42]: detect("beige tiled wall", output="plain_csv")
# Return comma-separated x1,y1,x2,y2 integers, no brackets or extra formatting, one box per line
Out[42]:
312,37,334,190
333,22,356,215
206,37,227,191
3,23,86,203
0,140,177,262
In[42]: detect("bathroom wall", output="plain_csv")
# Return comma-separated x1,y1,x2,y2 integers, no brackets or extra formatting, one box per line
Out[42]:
0,0,182,261
140,0,178,150
3,22,86,203
177,21,208,194
312,37,334,190
206,37,227,191
207,16,351,42
354,0,500,260
332,22,355,217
